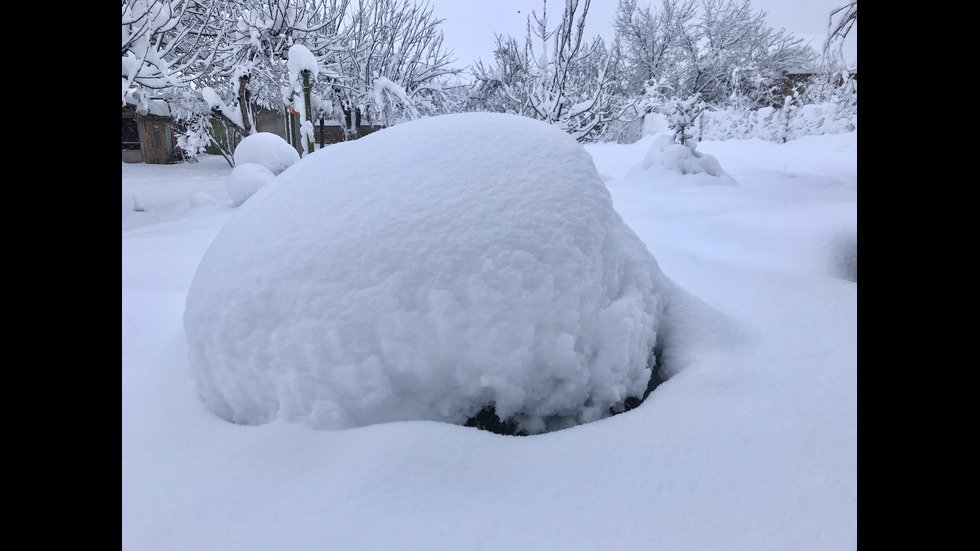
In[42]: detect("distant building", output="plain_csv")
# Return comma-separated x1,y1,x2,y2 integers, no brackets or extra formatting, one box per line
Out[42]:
774,70,858,108
123,88,386,164
122,91,181,164
214,108,386,157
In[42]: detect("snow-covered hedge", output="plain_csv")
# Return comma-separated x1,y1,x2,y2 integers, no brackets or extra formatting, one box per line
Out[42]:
696,103,857,143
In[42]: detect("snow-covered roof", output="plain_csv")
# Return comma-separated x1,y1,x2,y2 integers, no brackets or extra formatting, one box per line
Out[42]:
124,89,172,117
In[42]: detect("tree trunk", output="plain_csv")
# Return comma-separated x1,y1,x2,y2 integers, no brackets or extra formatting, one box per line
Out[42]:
342,104,360,141
237,74,253,135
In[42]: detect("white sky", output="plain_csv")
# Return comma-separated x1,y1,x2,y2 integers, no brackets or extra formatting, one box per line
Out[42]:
431,0,857,70
122,114,856,549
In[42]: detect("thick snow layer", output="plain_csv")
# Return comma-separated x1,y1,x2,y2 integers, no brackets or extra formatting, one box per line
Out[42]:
232,132,300,175
287,44,319,79
227,162,275,207
184,113,670,435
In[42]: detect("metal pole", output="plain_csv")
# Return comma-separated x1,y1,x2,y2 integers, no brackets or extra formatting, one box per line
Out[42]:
302,70,314,155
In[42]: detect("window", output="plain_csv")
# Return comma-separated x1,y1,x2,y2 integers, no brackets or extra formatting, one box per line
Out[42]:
122,118,140,151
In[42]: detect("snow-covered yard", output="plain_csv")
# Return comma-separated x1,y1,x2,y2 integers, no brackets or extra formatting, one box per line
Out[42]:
122,116,856,550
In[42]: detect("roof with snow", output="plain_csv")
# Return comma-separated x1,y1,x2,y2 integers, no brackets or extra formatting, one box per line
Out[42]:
124,89,172,117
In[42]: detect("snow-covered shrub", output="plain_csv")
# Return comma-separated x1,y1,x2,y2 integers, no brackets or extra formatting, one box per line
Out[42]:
789,103,855,137
232,132,300,175
688,94,856,143
227,163,276,207
630,133,737,187
184,112,670,435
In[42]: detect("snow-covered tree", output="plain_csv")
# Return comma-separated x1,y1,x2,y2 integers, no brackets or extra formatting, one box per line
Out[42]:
122,0,222,108
471,0,615,142
157,0,351,163
326,0,462,139
194,0,348,138
468,34,531,115
665,94,703,145
677,0,816,107
612,0,695,98
150,0,462,162
167,86,238,165
612,0,817,112
824,1,857,71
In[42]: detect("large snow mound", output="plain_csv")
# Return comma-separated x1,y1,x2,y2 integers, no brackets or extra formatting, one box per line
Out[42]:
184,112,670,435
232,132,300,175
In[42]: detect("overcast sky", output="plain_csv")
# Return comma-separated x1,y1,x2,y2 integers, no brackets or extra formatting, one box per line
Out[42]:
430,0,857,71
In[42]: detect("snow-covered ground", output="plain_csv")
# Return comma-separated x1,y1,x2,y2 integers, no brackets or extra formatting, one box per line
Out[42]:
122,120,856,551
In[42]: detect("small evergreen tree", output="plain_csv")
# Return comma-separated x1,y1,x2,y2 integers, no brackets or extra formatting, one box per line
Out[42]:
666,95,704,145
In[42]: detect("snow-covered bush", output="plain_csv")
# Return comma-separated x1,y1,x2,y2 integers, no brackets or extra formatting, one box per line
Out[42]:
232,132,300,175
692,98,856,143
629,133,737,187
184,112,670,435
227,163,276,207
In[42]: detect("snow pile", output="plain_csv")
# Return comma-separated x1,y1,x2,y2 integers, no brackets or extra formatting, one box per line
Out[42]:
189,192,215,207
227,163,276,207
631,134,737,187
232,132,300,175
184,112,670,435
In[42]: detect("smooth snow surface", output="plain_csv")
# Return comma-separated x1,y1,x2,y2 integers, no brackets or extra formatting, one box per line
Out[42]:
227,163,276,207
184,113,670,435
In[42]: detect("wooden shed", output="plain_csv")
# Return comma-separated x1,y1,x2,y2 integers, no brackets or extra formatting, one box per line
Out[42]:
122,93,180,164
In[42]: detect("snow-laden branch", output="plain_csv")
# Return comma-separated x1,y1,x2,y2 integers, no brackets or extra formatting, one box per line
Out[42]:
824,1,857,70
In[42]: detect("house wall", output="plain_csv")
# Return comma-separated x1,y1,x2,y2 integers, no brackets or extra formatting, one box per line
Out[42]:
126,102,387,163
774,71,858,107
122,105,178,164
314,124,385,145
255,107,290,141
138,116,176,164
122,106,142,163
256,108,385,153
